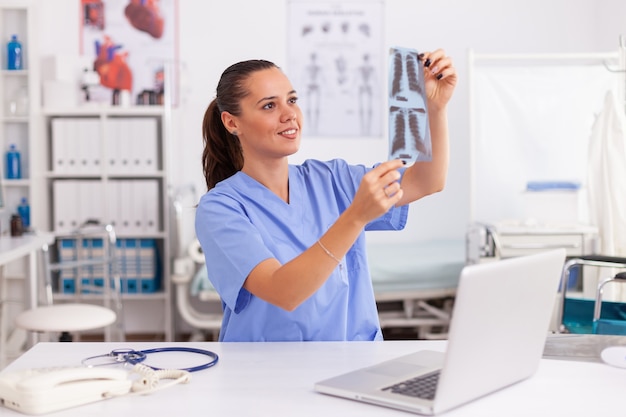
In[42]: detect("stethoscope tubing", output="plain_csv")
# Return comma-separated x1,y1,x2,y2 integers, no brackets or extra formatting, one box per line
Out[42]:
82,347,219,372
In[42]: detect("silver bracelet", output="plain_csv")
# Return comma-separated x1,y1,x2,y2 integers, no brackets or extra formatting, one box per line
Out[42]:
317,240,341,264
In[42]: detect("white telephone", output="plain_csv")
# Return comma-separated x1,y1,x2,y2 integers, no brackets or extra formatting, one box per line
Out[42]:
0,366,132,415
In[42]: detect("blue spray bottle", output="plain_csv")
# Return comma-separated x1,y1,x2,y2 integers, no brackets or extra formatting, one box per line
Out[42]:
7,34,23,70
6,144,21,179
18,197,30,229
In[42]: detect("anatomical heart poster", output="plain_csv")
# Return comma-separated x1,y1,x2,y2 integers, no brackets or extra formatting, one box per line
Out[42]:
80,0,178,105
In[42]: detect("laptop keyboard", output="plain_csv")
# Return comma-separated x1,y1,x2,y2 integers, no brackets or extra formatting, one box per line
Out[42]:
381,371,441,400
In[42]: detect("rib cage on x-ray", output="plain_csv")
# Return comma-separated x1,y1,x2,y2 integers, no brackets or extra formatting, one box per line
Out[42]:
388,47,431,163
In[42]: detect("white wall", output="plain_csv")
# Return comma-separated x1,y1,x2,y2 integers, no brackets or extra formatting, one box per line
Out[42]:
34,0,626,244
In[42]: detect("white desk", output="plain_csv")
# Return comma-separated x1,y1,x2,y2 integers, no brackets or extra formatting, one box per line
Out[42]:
0,234,54,309
2,340,624,416
0,234,54,356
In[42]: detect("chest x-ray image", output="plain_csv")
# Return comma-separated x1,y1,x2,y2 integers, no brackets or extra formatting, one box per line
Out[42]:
388,47,431,164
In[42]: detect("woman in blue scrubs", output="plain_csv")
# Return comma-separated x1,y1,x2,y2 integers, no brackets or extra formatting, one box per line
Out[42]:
196,51,457,342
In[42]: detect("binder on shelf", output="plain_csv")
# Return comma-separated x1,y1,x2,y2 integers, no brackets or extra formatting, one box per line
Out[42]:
79,180,105,226
105,180,121,230
106,118,129,174
77,244,92,294
117,238,138,294
128,119,142,174
51,118,69,174
119,180,135,234
65,120,78,173
105,180,160,235
118,119,131,173
111,238,160,294
78,118,102,174
58,239,77,262
76,119,87,174
52,118,103,175
105,119,122,174
86,238,104,294
106,118,119,173
53,180,105,233
107,179,130,233
52,180,79,233
139,238,159,293
56,238,111,295
106,117,159,175
58,239,77,294
133,118,159,173
61,274,76,294
133,179,160,234
124,239,139,292
117,238,139,294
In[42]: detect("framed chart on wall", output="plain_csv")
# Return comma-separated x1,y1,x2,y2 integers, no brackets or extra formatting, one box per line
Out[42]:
79,0,179,106
287,0,384,138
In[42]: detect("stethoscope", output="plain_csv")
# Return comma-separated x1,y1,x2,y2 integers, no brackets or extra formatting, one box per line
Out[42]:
82,347,219,372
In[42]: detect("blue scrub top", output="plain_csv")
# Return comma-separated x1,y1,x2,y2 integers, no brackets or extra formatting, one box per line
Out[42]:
195,159,408,342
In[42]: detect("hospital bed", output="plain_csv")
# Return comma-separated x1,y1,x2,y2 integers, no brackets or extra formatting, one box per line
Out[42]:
173,238,466,341
367,239,465,339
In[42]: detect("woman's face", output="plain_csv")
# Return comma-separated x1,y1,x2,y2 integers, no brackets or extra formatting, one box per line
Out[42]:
229,67,303,161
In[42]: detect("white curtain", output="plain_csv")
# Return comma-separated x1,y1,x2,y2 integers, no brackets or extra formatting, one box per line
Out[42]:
473,63,618,223
586,89,626,301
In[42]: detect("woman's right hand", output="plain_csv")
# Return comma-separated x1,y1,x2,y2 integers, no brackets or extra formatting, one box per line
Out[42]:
347,159,405,225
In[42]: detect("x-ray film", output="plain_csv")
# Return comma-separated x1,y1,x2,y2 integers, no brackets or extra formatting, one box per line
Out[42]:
388,47,431,165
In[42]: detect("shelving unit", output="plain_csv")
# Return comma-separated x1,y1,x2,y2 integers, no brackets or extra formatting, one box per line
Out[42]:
0,0,43,366
0,1,40,232
0,0,174,344
40,105,173,341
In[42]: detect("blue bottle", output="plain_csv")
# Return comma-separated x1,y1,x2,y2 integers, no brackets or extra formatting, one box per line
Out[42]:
18,197,30,229
6,144,21,179
7,34,23,70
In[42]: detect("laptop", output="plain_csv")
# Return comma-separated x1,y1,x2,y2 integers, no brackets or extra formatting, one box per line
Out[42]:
315,248,566,415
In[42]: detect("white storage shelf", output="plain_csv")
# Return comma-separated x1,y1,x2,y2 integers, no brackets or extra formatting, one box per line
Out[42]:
0,3,37,232
41,106,173,341
43,108,165,235
0,0,44,366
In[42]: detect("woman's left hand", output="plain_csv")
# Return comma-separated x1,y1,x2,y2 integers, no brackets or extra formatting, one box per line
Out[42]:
421,49,457,111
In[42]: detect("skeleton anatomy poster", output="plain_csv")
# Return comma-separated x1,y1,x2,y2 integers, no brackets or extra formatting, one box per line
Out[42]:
287,0,384,138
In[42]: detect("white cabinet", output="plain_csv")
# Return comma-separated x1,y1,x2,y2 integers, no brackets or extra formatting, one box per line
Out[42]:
468,221,598,263
492,223,598,259
0,1,40,232
41,106,173,341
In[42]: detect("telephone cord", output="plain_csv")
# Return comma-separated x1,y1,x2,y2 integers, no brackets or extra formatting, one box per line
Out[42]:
128,364,191,395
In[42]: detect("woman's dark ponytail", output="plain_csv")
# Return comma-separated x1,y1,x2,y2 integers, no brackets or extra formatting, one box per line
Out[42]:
201,99,243,190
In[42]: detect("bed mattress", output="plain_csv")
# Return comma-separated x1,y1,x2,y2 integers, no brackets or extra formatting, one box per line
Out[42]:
367,239,466,300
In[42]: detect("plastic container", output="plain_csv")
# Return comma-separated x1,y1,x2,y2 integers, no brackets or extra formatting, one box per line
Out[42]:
17,197,30,228
8,85,29,116
6,85,29,117
6,144,21,179
7,34,23,70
